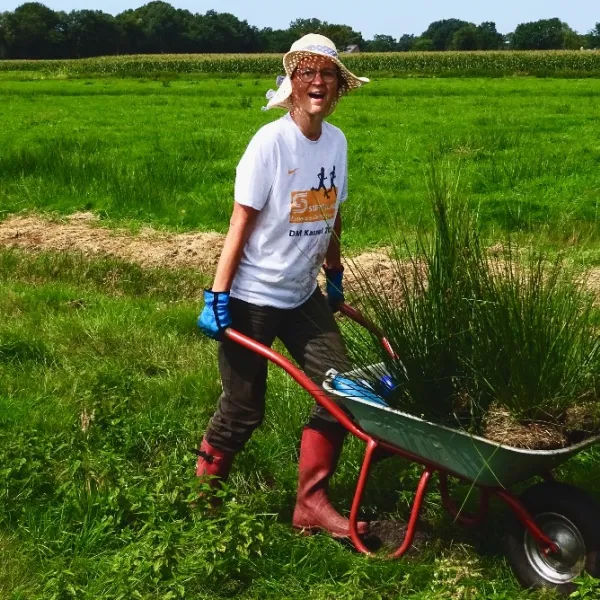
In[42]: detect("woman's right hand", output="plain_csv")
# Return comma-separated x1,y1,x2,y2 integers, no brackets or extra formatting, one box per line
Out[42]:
197,290,232,340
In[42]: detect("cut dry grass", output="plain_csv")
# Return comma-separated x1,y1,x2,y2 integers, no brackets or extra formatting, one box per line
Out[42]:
483,404,569,450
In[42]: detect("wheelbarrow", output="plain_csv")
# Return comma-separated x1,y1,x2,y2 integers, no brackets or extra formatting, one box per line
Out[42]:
224,303,600,596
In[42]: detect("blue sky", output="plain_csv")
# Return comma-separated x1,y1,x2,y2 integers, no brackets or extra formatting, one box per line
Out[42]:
0,0,596,38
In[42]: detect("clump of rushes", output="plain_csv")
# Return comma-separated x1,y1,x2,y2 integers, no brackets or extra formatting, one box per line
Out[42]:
344,164,600,448
345,165,484,430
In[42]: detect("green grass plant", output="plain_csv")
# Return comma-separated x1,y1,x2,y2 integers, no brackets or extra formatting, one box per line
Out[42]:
468,248,600,425
345,162,600,443
345,167,479,427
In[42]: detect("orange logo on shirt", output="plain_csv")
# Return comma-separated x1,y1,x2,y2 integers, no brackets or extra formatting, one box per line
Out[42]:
289,188,337,223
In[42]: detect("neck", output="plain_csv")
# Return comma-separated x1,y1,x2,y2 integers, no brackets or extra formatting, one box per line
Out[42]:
290,110,324,141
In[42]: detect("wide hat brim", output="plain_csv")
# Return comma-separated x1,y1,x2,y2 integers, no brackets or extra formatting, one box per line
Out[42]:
265,48,369,112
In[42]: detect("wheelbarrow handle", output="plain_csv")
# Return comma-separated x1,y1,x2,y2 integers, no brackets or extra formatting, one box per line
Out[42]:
223,327,370,443
221,303,395,439
338,303,398,360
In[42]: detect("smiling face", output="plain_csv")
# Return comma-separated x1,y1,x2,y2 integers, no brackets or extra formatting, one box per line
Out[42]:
290,55,342,118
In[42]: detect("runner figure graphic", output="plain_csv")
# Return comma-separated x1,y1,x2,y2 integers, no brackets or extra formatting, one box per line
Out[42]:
311,167,329,199
329,165,337,195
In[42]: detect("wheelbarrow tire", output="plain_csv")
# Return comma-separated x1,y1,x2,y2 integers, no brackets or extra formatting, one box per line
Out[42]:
503,481,600,596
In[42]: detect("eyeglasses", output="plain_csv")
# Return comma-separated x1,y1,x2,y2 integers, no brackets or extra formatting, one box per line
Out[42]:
296,67,339,84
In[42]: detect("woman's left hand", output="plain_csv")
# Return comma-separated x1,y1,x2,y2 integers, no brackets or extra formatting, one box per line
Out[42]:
324,266,344,312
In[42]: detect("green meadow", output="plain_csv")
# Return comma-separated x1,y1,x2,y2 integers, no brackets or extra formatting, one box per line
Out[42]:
2,249,600,599
2,75,600,250
1,69,600,599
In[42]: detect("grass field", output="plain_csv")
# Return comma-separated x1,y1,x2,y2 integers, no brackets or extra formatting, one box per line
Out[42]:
2,249,600,599
2,75,600,252
2,67,600,599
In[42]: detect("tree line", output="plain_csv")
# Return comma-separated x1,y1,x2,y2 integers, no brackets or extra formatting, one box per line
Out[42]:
0,2,599,59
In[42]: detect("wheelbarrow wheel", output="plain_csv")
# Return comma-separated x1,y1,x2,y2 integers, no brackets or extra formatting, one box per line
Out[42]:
503,481,600,596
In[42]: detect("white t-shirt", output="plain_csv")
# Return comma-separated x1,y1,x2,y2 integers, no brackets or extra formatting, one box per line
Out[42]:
230,113,348,309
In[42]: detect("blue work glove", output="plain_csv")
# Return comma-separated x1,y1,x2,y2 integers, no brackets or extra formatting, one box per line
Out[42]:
197,290,232,340
324,265,344,312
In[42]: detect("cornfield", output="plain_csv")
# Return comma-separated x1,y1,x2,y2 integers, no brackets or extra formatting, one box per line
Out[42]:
2,51,600,77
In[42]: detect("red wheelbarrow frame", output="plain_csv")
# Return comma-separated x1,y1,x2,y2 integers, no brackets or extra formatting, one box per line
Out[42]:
224,303,558,559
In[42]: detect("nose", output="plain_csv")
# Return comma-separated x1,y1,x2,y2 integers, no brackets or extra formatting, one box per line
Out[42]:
312,70,325,84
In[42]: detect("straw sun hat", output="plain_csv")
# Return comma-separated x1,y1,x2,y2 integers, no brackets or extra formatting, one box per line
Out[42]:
264,33,370,113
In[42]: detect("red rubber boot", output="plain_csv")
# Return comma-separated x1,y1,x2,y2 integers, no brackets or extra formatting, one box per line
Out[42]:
292,427,369,538
195,438,235,489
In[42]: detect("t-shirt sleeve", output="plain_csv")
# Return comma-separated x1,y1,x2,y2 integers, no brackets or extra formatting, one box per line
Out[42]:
234,128,276,211
339,132,349,204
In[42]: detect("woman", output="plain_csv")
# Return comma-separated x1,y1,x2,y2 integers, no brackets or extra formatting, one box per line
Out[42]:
196,33,369,538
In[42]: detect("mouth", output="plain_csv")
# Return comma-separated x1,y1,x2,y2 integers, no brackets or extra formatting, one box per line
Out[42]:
308,91,326,101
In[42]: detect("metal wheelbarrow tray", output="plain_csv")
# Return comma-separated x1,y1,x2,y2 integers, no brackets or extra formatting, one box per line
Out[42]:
224,303,600,596
323,372,600,488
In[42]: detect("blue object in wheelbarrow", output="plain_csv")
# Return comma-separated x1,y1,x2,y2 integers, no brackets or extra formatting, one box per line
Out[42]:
327,375,390,407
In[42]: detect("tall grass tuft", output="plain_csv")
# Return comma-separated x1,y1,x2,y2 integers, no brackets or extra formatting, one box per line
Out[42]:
345,165,483,428
468,246,600,423
0,133,234,229
344,162,600,444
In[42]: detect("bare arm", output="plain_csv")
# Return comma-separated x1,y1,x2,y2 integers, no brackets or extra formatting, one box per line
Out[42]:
324,210,343,271
211,202,259,292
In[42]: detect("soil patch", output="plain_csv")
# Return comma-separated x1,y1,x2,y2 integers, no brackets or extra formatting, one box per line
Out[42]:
365,519,432,553
483,405,569,450
0,213,400,290
0,213,224,273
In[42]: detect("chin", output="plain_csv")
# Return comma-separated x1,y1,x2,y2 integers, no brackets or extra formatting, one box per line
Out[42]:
306,103,331,116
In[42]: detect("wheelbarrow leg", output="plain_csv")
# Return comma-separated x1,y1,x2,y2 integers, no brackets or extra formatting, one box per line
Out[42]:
349,437,378,554
389,468,433,559
348,438,434,559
